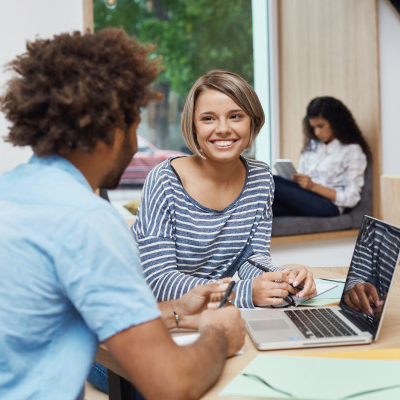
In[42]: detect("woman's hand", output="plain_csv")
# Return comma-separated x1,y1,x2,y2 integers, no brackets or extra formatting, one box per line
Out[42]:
292,173,337,201
344,282,383,315
286,265,317,299
252,270,293,307
292,173,314,190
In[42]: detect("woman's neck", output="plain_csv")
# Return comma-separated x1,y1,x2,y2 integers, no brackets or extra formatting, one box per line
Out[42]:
193,155,245,187
171,155,247,210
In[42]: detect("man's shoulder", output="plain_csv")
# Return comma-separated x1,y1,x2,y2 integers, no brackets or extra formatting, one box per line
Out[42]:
0,160,121,230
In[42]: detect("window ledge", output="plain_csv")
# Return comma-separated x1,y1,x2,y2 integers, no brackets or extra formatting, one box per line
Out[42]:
271,229,359,245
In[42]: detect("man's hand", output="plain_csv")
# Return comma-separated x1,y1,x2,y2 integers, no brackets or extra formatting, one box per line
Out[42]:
178,278,236,312
344,282,383,314
198,306,245,357
160,278,235,330
252,270,293,306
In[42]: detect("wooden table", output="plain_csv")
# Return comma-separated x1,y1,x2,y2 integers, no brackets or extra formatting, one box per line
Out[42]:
96,267,400,400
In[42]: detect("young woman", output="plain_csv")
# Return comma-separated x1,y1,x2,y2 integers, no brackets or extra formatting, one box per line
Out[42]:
133,70,316,308
272,96,370,217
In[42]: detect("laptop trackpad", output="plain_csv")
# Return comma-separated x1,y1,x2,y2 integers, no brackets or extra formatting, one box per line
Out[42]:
247,318,301,342
251,319,290,331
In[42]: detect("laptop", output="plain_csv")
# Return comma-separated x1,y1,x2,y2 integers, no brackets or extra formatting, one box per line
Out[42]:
242,215,400,350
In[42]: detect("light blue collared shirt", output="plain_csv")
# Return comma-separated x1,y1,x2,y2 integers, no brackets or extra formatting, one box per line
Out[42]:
0,155,160,400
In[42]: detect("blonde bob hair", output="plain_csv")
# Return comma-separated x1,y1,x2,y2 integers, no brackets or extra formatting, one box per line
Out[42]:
181,69,265,158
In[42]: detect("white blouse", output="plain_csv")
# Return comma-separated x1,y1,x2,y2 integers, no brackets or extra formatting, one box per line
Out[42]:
298,139,367,213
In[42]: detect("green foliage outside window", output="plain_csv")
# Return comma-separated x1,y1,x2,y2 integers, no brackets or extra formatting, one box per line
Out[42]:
93,0,253,97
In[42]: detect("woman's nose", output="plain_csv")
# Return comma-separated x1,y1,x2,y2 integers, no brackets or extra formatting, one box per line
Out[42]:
215,119,230,133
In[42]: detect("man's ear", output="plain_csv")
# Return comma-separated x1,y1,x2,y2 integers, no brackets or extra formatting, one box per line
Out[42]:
111,127,125,149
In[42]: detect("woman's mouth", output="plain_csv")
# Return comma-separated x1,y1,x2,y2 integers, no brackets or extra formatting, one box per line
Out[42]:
212,140,236,148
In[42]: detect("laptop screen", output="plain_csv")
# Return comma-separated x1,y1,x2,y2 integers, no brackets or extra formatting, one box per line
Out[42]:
340,216,400,339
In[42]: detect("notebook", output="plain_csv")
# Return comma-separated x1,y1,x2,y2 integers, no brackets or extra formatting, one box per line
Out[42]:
242,215,400,350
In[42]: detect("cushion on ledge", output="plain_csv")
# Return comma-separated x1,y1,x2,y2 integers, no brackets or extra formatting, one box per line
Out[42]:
271,162,373,237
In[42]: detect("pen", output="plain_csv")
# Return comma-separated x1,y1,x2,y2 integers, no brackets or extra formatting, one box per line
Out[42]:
246,259,304,291
218,281,235,308
318,278,345,284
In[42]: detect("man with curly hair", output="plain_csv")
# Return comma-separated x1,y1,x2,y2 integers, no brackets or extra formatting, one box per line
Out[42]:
0,28,244,400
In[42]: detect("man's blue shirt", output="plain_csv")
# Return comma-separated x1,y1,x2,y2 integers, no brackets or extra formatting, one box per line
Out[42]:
0,155,160,399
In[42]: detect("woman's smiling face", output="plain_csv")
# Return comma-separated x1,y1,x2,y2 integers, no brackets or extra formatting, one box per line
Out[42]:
193,89,251,162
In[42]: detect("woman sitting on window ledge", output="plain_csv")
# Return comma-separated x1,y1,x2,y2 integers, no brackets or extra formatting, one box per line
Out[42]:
272,96,371,218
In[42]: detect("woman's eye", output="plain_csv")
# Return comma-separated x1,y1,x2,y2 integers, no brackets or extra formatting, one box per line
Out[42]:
201,116,213,121
231,114,243,120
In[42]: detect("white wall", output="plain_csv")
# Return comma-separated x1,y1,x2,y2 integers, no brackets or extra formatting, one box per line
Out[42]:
0,0,83,174
379,0,400,176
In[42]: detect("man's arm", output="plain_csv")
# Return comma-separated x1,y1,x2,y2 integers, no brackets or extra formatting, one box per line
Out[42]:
105,307,245,400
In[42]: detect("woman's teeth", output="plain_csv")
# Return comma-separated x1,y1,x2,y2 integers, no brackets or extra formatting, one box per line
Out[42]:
214,140,233,147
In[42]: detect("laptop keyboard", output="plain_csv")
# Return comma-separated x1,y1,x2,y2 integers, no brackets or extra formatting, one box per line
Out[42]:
284,308,357,338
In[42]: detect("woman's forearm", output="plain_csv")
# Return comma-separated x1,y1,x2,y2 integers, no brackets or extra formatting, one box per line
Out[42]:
310,182,337,201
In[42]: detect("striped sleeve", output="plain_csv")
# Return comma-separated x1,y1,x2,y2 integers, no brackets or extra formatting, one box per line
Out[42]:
233,167,286,308
136,235,211,301
241,165,284,271
132,163,212,300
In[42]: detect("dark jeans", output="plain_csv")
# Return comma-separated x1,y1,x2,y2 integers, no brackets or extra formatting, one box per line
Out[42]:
272,175,340,217
87,361,108,393
87,361,145,400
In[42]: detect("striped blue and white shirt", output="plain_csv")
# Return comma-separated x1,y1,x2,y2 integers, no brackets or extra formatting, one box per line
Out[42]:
132,157,282,308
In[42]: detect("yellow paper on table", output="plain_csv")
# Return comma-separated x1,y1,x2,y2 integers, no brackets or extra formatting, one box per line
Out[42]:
295,348,400,360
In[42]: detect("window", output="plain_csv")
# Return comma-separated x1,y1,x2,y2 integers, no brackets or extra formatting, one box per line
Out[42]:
92,0,272,194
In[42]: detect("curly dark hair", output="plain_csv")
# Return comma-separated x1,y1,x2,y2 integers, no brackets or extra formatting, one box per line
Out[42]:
302,96,370,158
0,28,162,156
